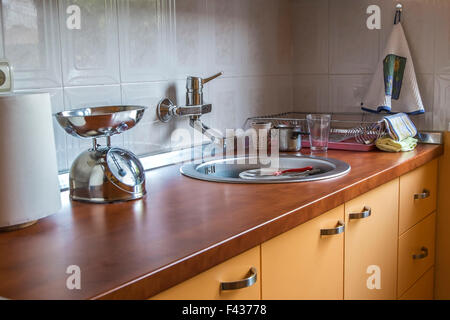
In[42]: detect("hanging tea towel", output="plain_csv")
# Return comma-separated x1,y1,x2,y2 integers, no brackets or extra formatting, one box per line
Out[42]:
361,23,425,114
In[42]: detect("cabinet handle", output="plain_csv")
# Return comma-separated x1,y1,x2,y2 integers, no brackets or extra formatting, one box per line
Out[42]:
414,189,430,200
320,220,345,236
412,247,429,260
349,206,372,220
220,267,257,291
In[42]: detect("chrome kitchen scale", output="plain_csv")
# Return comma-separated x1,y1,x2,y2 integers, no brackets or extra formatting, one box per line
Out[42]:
55,106,147,203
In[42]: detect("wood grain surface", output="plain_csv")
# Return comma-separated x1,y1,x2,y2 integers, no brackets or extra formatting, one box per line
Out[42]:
0,145,442,300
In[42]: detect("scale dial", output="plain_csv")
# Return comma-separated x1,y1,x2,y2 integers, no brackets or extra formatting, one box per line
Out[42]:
0,70,5,86
0,60,13,92
106,148,145,188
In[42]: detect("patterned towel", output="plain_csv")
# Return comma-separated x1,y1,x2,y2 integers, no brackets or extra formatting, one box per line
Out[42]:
384,113,417,141
361,23,425,114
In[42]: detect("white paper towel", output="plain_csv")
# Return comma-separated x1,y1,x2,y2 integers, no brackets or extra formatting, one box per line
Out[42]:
0,93,61,228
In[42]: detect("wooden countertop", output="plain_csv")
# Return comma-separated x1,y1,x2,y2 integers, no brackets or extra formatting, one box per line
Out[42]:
0,144,443,300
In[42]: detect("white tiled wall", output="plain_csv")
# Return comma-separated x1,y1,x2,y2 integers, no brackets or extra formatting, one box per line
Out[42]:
2,0,449,172
59,0,121,86
0,0,294,172
292,0,450,131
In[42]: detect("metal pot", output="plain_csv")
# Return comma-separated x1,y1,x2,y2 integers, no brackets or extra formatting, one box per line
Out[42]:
275,124,302,152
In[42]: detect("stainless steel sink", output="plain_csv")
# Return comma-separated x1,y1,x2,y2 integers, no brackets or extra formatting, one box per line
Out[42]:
180,155,351,183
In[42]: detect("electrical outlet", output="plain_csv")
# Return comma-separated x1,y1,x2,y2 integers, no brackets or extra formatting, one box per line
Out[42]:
0,60,13,93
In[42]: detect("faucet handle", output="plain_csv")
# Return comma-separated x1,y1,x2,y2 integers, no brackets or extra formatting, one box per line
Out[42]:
186,72,223,90
202,72,223,85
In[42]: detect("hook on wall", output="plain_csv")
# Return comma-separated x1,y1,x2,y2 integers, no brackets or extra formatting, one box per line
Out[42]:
394,3,402,24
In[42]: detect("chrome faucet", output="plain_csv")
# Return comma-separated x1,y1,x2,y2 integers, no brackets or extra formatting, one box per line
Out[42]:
157,72,224,144
186,72,222,108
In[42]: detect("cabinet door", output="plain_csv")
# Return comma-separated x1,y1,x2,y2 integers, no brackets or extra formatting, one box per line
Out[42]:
400,267,434,300
344,179,399,300
151,246,260,300
261,205,344,300
399,160,437,234
398,212,435,297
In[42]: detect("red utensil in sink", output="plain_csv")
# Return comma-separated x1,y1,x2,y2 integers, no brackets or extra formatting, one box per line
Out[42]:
273,166,313,176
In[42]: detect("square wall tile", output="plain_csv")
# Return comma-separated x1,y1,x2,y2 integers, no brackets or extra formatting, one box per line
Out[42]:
170,0,208,80
294,75,329,112
2,0,62,89
118,0,168,82
413,74,434,130
435,0,450,74
208,77,239,133
238,77,270,122
59,0,120,86
63,85,122,165
207,0,245,77
433,75,450,131
207,0,291,78
293,0,328,74
241,0,281,76
208,75,293,132
236,75,292,126
329,0,380,74
277,75,295,115
0,3,4,58
63,85,122,109
121,82,172,155
400,0,435,74
121,82,170,123
329,75,372,113
381,0,435,74
275,0,294,74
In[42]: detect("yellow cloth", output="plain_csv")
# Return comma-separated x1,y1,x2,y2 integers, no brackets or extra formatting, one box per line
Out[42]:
376,136,418,152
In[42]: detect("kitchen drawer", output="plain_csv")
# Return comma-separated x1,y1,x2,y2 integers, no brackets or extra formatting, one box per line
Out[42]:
344,178,399,300
399,267,434,300
150,246,260,300
398,212,436,297
261,205,344,300
399,160,437,234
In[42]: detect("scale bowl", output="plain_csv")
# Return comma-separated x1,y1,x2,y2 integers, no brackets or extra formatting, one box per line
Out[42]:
55,105,146,139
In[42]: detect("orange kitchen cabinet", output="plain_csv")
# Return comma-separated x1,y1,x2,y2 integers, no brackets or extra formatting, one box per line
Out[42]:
399,160,437,234
261,205,344,299
399,267,434,300
344,178,399,300
151,246,260,300
398,212,436,297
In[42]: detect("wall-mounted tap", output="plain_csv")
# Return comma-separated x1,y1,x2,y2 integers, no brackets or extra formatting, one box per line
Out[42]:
186,72,223,108
157,72,224,144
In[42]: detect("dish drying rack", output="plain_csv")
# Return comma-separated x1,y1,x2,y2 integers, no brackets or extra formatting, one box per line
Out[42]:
244,112,387,145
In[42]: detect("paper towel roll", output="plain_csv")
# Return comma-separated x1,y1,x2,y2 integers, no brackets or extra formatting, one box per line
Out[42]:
0,93,61,230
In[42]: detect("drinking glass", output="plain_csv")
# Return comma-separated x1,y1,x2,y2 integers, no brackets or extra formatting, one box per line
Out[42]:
306,114,331,152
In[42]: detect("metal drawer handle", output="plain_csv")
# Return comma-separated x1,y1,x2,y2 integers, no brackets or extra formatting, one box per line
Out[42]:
349,206,372,220
414,189,430,200
320,220,345,236
412,247,429,260
220,267,257,291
